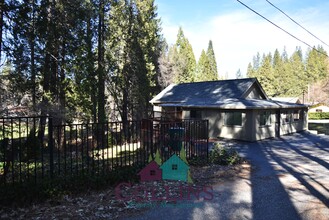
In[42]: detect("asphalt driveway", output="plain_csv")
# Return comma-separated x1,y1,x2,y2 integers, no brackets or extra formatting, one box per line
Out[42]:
124,132,329,220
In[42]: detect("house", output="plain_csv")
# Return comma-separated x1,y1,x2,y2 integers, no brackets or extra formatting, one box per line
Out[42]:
309,103,329,113
271,97,302,104
150,78,308,142
160,154,189,182
138,160,162,182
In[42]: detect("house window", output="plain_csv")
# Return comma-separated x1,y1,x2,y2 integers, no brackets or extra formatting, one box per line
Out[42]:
316,109,322,113
293,110,300,121
150,170,156,176
225,112,242,126
190,110,202,119
172,164,178,170
260,111,271,126
282,111,292,124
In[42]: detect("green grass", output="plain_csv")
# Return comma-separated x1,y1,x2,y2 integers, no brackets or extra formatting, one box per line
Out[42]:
308,123,329,135
0,125,49,139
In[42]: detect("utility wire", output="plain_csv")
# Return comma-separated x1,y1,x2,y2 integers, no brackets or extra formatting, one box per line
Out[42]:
266,0,329,48
236,0,329,58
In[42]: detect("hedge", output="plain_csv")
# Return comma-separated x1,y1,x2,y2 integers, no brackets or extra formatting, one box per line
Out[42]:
308,112,329,120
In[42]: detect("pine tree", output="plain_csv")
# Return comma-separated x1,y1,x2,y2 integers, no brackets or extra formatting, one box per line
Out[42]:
253,52,261,70
305,46,329,83
206,40,218,80
236,69,242,79
158,40,175,88
246,63,256,78
71,0,97,122
107,0,162,123
272,49,284,96
96,0,106,123
288,47,306,96
246,46,329,102
173,27,196,83
196,49,210,81
0,0,3,63
257,53,275,96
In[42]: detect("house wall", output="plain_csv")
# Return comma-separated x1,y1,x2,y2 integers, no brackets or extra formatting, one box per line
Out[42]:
254,110,276,141
171,107,307,142
246,84,265,99
309,105,329,113
183,109,253,141
252,108,307,141
279,108,308,135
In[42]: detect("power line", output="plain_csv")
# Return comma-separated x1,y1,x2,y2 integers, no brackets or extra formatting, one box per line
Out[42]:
266,0,329,48
235,0,329,58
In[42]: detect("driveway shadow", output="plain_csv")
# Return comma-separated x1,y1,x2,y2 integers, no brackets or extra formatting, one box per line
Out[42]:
235,132,329,219
235,141,300,220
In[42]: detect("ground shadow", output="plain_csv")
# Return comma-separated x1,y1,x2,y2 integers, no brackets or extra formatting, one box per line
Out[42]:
268,134,329,208
236,141,301,220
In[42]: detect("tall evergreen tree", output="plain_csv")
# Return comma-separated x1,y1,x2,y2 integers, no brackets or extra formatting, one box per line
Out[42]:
236,69,242,79
288,47,306,96
0,0,3,63
174,27,196,83
158,40,175,88
107,0,162,123
253,52,261,70
305,46,329,82
246,62,256,78
196,49,211,81
97,0,106,123
272,49,284,96
206,40,218,80
257,53,275,96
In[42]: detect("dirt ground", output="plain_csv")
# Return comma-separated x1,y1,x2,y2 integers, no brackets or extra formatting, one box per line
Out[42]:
0,162,250,220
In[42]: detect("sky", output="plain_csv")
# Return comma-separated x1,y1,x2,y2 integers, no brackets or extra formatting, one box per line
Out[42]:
155,0,329,79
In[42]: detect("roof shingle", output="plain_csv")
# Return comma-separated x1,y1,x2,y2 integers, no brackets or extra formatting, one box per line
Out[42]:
151,78,257,104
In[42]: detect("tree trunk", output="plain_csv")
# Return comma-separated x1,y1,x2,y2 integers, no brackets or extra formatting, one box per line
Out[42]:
59,39,66,123
0,0,4,63
97,0,105,124
30,0,36,110
96,0,106,148
86,17,97,123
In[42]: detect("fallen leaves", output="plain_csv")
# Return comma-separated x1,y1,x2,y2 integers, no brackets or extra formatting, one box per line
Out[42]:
0,163,249,219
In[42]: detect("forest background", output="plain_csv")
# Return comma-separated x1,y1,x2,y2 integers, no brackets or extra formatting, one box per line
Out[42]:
0,0,328,125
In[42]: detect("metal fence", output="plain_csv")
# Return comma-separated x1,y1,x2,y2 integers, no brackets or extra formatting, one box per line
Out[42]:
0,116,209,186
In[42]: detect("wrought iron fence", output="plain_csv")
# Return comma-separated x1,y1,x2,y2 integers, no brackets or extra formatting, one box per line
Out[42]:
0,116,49,185
0,116,209,186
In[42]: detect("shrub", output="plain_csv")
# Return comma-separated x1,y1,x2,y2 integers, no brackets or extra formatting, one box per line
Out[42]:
188,155,209,166
209,143,240,165
308,112,329,120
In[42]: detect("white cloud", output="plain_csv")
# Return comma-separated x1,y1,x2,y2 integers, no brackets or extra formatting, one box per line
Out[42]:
160,4,329,79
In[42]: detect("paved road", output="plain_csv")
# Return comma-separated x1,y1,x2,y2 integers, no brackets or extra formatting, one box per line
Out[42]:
124,132,329,220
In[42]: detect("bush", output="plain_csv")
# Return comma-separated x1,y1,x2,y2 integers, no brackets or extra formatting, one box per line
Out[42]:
188,155,209,166
308,112,329,120
209,143,240,165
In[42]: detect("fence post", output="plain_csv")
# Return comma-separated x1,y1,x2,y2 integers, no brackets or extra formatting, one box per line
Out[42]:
48,117,54,179
206,120,209,162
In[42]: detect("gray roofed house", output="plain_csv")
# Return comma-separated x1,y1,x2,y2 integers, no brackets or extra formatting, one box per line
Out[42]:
150,78,308,141
271,97,302,104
